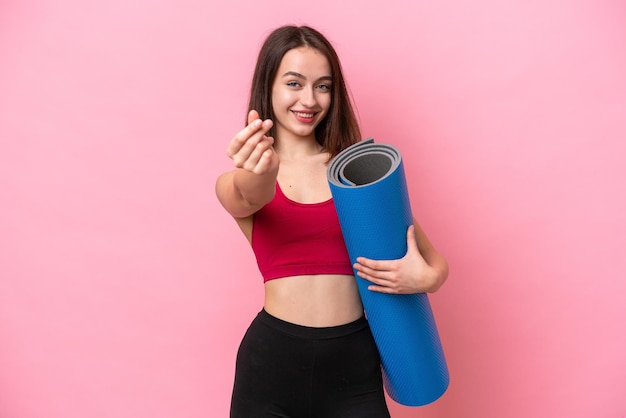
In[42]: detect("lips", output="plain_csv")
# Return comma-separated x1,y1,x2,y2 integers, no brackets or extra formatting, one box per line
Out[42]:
292,110,317,122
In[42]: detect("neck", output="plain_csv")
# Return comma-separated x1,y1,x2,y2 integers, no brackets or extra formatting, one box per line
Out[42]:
274,135,324,160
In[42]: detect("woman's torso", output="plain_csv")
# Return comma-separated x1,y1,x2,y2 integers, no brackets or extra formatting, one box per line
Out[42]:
235,155,363,327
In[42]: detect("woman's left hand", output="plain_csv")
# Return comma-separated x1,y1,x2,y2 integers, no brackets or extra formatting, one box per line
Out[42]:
353,225,446,294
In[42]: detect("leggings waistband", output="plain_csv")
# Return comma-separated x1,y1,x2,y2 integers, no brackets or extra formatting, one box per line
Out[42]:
256,308,368,340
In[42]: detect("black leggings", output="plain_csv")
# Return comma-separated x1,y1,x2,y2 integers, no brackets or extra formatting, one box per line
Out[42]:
230,309,391,418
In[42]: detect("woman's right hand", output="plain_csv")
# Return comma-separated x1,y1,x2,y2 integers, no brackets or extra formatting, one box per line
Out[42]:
226,110,279,175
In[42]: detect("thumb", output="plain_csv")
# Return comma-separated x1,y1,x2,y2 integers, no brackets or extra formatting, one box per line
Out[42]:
406,224,419,255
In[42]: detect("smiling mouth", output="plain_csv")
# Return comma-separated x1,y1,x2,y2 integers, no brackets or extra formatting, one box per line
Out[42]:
292,111,317,119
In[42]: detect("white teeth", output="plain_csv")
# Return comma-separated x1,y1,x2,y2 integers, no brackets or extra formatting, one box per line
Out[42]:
293,111,315,118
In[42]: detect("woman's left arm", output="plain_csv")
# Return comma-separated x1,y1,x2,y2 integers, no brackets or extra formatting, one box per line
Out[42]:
352,218,449,294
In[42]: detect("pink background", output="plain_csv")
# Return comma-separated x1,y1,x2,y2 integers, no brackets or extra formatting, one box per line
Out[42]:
1,0,625,417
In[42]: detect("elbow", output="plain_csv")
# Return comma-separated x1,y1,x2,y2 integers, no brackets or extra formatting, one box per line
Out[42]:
427,258,449,293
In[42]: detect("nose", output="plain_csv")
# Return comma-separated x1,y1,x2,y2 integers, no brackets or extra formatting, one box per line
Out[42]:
299,86,317,108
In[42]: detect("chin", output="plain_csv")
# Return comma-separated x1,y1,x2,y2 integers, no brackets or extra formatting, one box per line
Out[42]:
290,126,316,138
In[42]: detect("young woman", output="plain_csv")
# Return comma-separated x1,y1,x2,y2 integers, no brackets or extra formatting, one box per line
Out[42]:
216,25,448,418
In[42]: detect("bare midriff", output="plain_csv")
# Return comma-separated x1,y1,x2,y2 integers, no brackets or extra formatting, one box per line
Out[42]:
263,274,364,327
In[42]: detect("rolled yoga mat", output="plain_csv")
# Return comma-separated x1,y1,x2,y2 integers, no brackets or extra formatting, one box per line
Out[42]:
327,138,449,406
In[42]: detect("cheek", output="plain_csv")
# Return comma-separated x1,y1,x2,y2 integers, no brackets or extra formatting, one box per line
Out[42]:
273,89,294,108
270,91,280,110
320,95,332,113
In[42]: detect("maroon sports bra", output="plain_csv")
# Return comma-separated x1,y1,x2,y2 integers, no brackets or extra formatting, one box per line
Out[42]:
251,183,354,282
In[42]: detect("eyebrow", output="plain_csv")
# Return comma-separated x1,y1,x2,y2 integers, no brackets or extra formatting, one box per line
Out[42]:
281,71,332,82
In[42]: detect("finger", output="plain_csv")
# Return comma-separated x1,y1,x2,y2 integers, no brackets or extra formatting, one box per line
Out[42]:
235,122,273,165
406,224,419,254
355,257,393,272
242,138,274,171
367,286,392,293
228,120,273,163
354,263,394,283
247,109,259,125
362,274,398,293
251,147,277,174
367,284,396,294
226,119,263,158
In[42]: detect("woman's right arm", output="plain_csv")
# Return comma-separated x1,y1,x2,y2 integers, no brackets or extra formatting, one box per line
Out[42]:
215,110,280,219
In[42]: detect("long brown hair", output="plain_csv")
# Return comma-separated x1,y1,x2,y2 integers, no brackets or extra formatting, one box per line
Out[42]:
247,25,361,158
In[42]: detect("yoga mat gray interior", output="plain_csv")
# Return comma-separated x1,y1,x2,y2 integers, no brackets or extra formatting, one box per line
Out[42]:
327,138,449,406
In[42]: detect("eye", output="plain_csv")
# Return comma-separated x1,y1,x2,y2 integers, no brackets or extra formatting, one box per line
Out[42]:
317,83,331,91
287,81,301,88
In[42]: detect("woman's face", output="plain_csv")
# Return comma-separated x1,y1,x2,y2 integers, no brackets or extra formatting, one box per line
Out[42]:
271,47,332,142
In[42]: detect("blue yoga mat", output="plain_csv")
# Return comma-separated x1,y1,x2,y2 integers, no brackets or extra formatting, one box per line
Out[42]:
327,138,449,406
